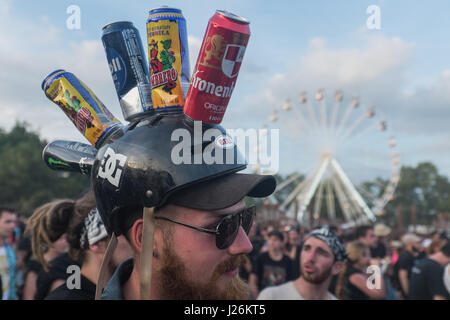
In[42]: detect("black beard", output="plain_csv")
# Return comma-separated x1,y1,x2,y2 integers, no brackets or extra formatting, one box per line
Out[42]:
300,264,333,285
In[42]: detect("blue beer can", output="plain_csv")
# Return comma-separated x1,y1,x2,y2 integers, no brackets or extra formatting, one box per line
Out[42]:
102,21,153,121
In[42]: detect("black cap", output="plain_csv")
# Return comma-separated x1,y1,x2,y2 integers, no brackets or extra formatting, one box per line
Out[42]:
166,173,276,211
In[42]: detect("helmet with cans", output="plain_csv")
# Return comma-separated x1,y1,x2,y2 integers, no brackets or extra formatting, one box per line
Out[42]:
92,111,273,236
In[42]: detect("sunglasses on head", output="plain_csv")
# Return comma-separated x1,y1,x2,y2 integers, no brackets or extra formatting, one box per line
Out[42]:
154,206,256,250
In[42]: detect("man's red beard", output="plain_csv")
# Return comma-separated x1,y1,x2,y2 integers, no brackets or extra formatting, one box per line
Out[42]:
157,244,249,300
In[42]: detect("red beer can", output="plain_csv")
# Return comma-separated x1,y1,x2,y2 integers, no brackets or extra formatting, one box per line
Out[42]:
183,10,250,124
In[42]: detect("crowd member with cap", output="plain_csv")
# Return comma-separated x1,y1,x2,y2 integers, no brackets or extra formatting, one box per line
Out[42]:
393,233,423,299
27,199,80,299
249,229,295,298
372,224,391,259
335,241,385,300
258,227,346,300
409,241,450,300
99,174,275,300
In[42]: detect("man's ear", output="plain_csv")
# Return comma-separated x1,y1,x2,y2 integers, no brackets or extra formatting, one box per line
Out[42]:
89,240,108,254
332,261,344,276
130,218,144,253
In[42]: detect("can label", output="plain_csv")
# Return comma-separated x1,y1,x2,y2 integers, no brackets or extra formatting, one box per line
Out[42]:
183,12,249,124
147,11,189,110
106,46,127,92
102,22,152,121
43,71,121,147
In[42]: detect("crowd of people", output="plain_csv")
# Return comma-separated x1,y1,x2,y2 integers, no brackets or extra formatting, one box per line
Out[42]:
0,191,133,300
1,200,449,300
240,220,450,300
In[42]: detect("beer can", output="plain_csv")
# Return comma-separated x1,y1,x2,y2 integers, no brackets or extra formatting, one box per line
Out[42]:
42,69,123,148
102,21,153,121
183,10,250,124
147,6,190,111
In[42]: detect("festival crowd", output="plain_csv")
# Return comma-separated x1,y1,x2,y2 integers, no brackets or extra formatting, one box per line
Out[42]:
0,202,449,300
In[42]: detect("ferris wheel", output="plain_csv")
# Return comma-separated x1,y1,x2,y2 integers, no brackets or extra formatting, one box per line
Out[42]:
254,89,401,226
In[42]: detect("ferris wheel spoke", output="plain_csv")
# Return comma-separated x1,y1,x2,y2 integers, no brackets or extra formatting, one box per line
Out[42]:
306,100,320,130
330,158,377,222
313,179,325,219
275,172,303,193
331,172,360,220
281,175,310,209
334,100,355,139
329,101,341,136
320,99,328,132
295,156,331,221
340,120,379,147
356,185,378,202
325,178,336,220
330,174,353,221
336,112,370,145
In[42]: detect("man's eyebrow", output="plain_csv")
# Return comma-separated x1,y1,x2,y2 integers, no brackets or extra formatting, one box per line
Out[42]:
316,247,331,255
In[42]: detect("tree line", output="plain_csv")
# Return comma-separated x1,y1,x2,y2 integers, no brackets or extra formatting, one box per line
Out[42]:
1,122,449,228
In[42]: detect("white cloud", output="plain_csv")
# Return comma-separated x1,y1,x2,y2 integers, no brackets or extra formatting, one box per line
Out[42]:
188,35,202,75
0,1,122,143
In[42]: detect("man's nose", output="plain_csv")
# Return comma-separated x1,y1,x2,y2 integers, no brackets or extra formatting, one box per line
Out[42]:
227,226,253,255
304,249,316,263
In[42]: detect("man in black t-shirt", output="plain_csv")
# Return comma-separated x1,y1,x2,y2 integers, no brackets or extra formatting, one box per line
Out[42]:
249,230,294,298
409,242,450,300
395,233,422,299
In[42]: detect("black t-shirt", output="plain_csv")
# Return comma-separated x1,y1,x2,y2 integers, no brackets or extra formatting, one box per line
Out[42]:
409,258,450,300
290,243,302,280
45,274,96,300
34,253,81,300
239,238,265,282
394,250,416,298
251,252,294,291
396,251,415,276
370,241,387,259
342,266,370,300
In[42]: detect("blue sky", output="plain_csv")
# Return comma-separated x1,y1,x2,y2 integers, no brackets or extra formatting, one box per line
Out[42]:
2,0,450,183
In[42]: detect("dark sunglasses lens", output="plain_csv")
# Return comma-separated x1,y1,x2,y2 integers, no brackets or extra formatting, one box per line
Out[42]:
242,207,255,234
216,213,240,250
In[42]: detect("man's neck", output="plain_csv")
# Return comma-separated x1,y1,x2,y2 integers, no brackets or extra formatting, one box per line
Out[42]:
81,253,111,286
294,276,332,300
44,249,60,262
0,237,5,247
123,262,163,300
430,252,450,267
268,249,283,261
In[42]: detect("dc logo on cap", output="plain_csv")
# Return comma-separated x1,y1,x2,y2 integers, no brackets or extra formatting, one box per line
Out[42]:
97,147,127,187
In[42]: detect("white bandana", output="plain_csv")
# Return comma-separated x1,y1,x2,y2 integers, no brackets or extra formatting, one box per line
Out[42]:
80,208,108,249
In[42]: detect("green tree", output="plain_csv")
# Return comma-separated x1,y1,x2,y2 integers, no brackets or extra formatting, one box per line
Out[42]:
381,162,450,227
0,122,89,216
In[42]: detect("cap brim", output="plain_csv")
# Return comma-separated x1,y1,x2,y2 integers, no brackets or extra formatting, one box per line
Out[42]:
167,173,277,211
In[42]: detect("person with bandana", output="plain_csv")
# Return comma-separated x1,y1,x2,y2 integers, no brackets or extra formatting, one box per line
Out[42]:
257,227,347,300
44,190,132,300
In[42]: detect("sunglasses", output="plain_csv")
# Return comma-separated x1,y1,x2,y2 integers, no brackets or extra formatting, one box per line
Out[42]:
154,206,256,250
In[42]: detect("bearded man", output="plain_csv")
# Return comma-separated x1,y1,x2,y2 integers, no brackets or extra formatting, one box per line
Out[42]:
257,227,347,300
